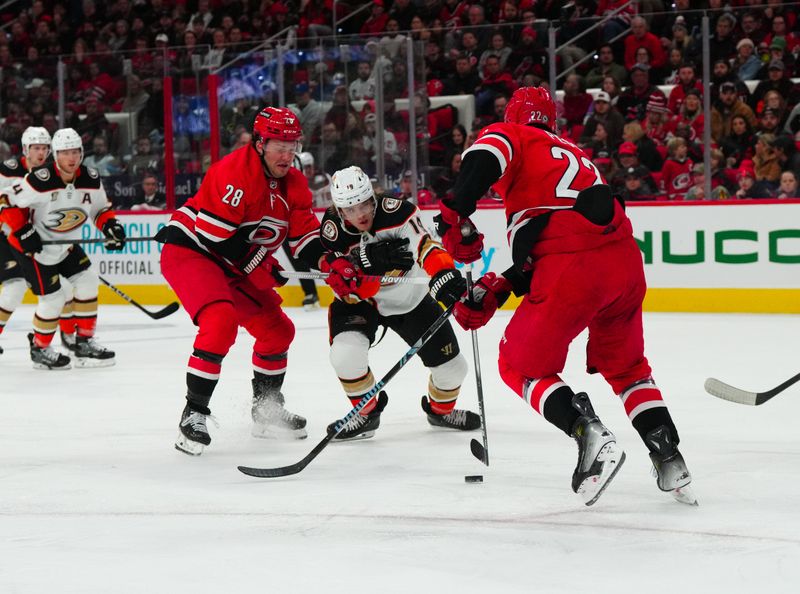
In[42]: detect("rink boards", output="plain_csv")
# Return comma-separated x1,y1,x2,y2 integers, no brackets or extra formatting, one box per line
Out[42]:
17,200,800,313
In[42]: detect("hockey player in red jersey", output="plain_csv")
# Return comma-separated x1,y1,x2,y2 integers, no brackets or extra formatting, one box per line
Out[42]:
158,106,347,455
0,128,125,370
437,86,695,506
319,166,479,440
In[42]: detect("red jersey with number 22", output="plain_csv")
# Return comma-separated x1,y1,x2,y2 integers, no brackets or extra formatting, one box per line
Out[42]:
463,122,606,221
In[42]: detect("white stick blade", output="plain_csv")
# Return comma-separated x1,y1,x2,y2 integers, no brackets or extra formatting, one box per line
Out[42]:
704,378,758,406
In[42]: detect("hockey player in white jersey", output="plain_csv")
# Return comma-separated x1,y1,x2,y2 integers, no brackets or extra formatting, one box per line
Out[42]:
320,165,479,440
0,128,126,369
0,126,51,355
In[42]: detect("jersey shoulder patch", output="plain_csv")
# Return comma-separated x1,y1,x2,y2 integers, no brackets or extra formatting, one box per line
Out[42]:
0,159,23,179
320,207,359,251
26,165,62,192
374,196,415,229
74,166,102,190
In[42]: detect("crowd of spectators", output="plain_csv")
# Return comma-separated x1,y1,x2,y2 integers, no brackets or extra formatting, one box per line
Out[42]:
2,0,800,208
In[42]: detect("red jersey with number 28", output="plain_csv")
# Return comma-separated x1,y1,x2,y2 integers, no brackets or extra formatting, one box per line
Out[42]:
463,122,606,220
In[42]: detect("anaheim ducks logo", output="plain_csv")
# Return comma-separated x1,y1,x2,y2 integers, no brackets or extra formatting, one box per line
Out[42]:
45,208,87,232
35,168,50,181
322,219,338,242
382,197,402,212
3,158,18,169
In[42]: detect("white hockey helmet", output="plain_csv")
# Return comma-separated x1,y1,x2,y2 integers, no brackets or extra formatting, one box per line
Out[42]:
330,166,374,209
298,151,314,168
51,128,84,161
21,126,51,157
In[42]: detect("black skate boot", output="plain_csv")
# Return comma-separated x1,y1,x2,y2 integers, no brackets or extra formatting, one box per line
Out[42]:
28,333,71,370
421,396,482,431
251,383,308,440
302,293,320,311
73,335,115,368
175,402,212,456
61,330,76,353
327,391,388,441
646,425,697,506
570,392,626,506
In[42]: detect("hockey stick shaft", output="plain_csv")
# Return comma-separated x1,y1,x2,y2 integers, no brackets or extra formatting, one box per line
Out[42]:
705,371,800,406
238,302,456,478
278,270,430,285
99,276,180,320
43,236,158,246
465,266,489,466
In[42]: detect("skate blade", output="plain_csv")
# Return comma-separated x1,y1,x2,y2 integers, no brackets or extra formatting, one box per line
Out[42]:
579,444,626,506
32,361,72,370
74,357,116,368
671,484,699,506
175,433,205,456
251,424,308,440
332,429,376,442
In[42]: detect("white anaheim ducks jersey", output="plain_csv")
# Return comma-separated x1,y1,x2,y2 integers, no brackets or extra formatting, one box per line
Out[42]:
4,163,114,265
320,196,450,317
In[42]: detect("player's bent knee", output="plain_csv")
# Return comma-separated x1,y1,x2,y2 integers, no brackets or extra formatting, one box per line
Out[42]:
429,353,468,390
498,351,526,398
0,277,27,306
195,301,239,354
68,269,98,300
329,331,370,378
37,290,66,319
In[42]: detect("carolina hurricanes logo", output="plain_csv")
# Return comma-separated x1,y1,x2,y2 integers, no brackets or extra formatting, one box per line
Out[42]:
249,216,287,248
674,172,692,190
45,208,88,232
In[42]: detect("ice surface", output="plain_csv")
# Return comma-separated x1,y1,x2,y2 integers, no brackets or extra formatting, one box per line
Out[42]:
1,305,798,593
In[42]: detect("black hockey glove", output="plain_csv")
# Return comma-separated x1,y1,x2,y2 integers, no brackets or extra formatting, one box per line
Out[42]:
102,219,126,251
356,237,414,275
429,268,467,308
13,223,43,254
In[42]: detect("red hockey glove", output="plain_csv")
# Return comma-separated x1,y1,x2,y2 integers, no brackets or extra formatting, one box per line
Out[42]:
321,252,362,298
454,272,513,330
434,200,484,264
240,245,286,291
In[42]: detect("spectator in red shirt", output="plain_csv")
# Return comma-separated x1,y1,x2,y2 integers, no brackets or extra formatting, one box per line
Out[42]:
475,54,516,115
660,137,693,200
560,73,593,130
624,16,666,71
361,1,389,38
668,63,704,113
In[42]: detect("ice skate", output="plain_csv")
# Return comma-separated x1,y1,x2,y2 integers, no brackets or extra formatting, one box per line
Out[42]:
302,293,320,311
28,333,71,370
328,391,388,441
175,403,212,456
646,425,698,506
73,335,115,368
251,386,308,440
421,396,482,431
60,330,76,353
570,392,626,506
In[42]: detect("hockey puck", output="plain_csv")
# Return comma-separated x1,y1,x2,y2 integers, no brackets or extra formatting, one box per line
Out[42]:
464,475,483,483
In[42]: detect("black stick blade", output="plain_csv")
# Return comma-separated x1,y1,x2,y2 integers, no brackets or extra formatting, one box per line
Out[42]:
149,302,180,320
237,463,305,478
470,439,488,465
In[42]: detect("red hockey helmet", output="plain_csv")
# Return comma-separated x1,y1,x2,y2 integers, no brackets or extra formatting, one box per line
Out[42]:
252,106,303,145
505,86,556,130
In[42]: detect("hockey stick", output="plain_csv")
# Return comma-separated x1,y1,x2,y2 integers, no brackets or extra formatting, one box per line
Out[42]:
238,302,456,478
99,276,180,320
42,236,158,246
465,265,489,466
278,270,430,285
704,372,800,406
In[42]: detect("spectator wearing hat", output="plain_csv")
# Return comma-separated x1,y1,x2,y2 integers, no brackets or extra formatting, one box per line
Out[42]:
660,137,693,200
751,58,799,112
661,0,702,42
734,164,773,199
585,44,627,89
624,16,666,71
580,91,625,148
617,63,666,123
710,59,748,102
757,107,783,135
506,26,547,82
291,82,324,144
732,38,763,82
684,163,732,201
711,81,757,143
753,133,782,185
618,166,658,201
666,16,693,55
641,93,671,147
